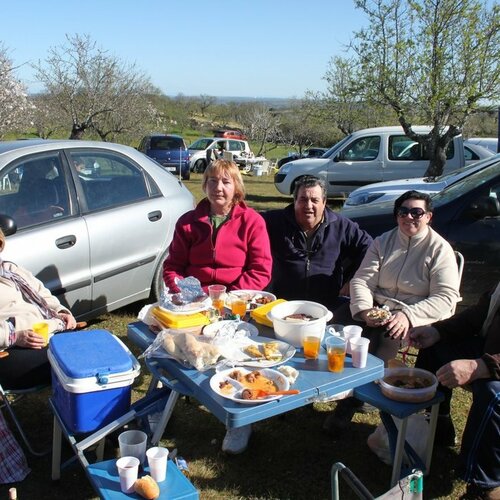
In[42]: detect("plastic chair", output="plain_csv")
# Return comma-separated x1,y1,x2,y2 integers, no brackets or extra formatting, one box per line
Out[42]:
0,382,51,456
331,462,423,499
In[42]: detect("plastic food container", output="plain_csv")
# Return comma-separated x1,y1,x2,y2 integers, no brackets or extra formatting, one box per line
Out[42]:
267,300,333,348
379,367,438,403
48,330,140,433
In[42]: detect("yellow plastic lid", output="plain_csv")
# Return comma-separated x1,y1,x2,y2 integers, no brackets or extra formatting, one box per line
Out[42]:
152,307,210,329
250,299,287,327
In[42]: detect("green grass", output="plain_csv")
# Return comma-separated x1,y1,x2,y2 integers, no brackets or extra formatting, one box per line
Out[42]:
0,175,471,499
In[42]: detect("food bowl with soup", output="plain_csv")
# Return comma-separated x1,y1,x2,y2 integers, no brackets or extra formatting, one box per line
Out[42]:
379,367,438,403
267,300,333,348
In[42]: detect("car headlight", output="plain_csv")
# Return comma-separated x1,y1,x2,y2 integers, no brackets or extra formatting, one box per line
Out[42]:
345,192,384,206
279,162,294,175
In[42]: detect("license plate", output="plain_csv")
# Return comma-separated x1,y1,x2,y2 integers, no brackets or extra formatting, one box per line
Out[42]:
166,167,176,171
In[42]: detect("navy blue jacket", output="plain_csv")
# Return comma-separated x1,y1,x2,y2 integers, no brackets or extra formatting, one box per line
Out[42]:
263,205,372,311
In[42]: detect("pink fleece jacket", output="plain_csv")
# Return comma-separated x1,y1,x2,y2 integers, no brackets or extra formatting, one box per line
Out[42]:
163,199,272,293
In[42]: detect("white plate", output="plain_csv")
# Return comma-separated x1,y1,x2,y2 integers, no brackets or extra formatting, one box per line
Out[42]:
159,295,211,315
218,336,296,368
226,290,277,311
209,367,290,404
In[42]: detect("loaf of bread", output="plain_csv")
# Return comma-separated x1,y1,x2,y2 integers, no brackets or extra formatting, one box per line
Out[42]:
134,475,160,499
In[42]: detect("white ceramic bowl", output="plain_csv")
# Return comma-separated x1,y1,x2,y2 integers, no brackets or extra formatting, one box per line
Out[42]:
379,367,438,403
267,300,333,348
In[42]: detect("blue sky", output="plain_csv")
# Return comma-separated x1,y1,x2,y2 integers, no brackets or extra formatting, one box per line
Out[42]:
2,0,367,98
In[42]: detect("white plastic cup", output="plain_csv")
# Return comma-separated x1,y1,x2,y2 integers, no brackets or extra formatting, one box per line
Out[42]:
118,430,148,464
146,446,169,483
342,325,363,355
116,456,140,493
350,337,370,368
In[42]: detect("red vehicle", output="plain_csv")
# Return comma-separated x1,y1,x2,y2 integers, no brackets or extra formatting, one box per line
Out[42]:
214,129,247,140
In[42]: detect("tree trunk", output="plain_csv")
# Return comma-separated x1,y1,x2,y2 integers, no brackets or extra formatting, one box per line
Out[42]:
69,124,86,140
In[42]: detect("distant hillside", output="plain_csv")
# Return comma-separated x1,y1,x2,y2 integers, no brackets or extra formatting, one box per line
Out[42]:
214,96,295,108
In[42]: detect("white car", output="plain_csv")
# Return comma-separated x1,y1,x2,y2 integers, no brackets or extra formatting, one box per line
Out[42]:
188,137,251,173
342,153,499,209
0,140,195,320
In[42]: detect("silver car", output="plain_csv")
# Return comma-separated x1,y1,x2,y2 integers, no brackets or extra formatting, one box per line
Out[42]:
0,140,195,320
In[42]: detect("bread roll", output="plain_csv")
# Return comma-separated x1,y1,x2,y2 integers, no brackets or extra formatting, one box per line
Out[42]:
134,475,160,499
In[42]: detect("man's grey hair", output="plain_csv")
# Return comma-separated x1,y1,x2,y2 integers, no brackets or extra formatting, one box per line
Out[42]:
293,175,327,201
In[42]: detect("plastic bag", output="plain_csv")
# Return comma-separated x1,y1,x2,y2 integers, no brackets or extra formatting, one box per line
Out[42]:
141,329,221,372
160,277,210,313
367,414,429,466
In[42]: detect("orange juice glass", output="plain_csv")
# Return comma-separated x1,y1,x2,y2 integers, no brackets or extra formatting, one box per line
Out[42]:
325,336,346,373
302,335,321,360
230,297,247,318
208,285,226,315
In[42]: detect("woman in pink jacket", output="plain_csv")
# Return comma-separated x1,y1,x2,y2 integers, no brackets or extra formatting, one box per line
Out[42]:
163,159,272,293
162,159,272,455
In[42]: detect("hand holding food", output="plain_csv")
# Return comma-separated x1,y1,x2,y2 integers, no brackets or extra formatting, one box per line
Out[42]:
365,306,392,326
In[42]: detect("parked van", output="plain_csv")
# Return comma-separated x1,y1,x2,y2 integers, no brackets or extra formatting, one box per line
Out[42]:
188,137,251,173
274,126,466,197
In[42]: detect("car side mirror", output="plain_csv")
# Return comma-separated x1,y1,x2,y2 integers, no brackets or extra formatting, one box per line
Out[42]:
0,214,17,236
334,152,343,162
466,196,500,219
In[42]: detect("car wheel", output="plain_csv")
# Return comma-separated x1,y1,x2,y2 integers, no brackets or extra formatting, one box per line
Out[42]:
150,250,169,302
194,160,206,173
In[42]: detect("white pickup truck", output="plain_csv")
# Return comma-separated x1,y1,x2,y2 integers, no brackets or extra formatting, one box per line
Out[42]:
274,126,466,197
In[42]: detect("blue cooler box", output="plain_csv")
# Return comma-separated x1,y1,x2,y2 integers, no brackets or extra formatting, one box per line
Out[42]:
48,330,140,434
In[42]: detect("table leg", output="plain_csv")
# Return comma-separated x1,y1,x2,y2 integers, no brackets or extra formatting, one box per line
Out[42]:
424,403,440,473
51,416,62,481
390,416,408,487
151,391,180,445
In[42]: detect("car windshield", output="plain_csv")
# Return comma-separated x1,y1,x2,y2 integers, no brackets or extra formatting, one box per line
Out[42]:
432,160,500,205
189,139,213,151
323,135,352,159
150,137,184,150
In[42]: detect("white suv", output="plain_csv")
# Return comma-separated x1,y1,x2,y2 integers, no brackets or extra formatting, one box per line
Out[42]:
188,137,251,173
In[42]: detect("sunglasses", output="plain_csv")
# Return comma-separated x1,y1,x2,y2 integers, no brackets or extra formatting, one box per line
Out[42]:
396,207,427,219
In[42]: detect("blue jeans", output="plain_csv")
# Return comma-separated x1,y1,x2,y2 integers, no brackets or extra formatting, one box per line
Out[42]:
416,337,500,488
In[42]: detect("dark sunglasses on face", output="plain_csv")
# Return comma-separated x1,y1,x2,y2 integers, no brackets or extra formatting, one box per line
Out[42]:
396,207,427,219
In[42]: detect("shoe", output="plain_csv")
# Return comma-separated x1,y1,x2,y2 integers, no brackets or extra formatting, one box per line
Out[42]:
434,414,457,447
222,425,252,454
460,483,500,500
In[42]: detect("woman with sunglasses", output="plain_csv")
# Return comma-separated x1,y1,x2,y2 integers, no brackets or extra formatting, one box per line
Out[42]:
349,190,461,364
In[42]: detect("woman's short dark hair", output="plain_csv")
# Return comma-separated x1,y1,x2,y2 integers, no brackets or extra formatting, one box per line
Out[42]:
293,176,326,201
393,190,433,217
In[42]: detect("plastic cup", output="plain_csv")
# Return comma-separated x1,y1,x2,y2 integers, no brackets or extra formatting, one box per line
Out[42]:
32,322,49,345
342,325,363,355
327,324,345,337
229,294,247,318
118,430,148,464
116,456,140,493
350,337,370,368
302,331,322,360
146,446,169,483
208,284,226,315
325,336,346,373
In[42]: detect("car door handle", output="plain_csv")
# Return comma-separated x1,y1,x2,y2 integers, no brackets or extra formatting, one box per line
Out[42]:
55,235,77,249
148,210,162,222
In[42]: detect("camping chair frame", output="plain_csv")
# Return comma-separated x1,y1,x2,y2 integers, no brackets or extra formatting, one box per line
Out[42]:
0,382,51,456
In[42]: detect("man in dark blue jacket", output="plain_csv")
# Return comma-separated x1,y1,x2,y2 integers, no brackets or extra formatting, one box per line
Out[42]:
262,176,372,321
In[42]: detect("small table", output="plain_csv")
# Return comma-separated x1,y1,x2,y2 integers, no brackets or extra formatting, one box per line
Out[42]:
127,321,384,431
87,459,198,499
353,382,444,487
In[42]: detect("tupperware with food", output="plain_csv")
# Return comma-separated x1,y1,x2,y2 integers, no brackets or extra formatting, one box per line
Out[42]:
267,300,333,348
379,367,438,403
48,330,140,433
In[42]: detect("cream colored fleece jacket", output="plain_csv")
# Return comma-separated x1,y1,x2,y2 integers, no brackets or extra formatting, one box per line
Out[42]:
0,261,70,347
350,226,460,327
